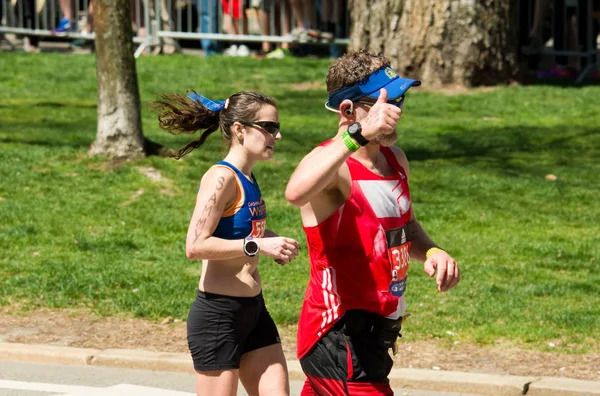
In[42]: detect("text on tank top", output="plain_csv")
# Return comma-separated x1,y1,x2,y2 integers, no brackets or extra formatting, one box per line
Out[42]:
211,160,266,239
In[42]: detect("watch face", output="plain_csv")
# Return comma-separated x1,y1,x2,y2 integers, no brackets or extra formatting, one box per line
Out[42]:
245,240,259,255
349,123,361,134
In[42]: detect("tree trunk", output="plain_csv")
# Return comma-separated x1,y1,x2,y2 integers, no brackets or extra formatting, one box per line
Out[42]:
348,0,518,88
90,0,145,159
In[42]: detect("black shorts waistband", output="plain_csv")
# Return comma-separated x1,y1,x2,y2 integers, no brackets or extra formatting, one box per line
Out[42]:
337,310,403,337
197,290,263,305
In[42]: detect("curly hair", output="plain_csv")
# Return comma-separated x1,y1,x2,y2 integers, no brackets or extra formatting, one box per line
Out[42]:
326,50,391,93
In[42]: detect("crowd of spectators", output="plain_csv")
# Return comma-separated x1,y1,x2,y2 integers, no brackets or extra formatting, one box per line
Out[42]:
519,0,600,80
1,0,348,58
4,0,598,76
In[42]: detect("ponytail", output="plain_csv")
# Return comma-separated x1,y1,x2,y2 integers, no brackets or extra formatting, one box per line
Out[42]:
152,90,277,159
151,91,221,159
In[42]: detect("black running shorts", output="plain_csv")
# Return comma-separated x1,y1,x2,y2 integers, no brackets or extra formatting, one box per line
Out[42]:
187,290,281,371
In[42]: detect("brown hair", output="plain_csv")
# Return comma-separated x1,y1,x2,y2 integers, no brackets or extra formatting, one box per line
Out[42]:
151,91,276,159
326,50,391,94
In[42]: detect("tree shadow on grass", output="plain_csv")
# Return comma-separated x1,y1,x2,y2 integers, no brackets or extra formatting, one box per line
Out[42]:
0,102,97,109
0,120,95,149
281,123,600,181
402,125,600,184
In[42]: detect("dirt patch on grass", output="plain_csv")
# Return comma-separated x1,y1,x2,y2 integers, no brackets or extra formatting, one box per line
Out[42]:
87,158,127,172
0,308,598,381
289,81,325,91
418,84,502,96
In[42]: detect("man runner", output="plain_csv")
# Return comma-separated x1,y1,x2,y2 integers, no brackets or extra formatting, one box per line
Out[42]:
285,50,461,396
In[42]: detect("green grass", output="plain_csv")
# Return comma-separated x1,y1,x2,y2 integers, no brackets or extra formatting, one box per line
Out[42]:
1,53,599,353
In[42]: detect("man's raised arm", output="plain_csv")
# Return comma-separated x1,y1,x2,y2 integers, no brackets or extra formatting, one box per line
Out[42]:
285,140,352,207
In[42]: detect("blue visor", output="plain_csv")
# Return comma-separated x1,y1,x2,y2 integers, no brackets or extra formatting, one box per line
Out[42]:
188,92,226,113
327,67,421,109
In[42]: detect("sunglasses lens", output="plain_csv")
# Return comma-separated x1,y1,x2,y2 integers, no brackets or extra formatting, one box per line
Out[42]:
260,122,279,135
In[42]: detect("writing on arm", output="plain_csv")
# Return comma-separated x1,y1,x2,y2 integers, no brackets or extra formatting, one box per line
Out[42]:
186,169,236,259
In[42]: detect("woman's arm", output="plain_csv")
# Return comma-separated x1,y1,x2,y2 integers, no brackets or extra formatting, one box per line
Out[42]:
185,167,246,260
185,168,301,263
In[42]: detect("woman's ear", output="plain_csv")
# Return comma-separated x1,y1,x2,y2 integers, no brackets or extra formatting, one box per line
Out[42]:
231,121,245,141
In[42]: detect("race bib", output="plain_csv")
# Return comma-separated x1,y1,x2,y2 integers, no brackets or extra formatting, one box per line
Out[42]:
249,219,266,237
385,225,412,297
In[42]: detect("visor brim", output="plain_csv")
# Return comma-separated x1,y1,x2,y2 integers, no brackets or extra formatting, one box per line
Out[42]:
363,78,422,101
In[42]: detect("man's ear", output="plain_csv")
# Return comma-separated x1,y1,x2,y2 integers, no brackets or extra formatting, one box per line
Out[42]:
340,100,354,118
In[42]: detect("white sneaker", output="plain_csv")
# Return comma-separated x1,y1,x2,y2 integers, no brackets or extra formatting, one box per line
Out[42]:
224,44,238,56
236,44,250,57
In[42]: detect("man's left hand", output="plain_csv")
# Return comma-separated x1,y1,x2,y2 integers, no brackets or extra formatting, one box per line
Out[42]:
424,251,460,292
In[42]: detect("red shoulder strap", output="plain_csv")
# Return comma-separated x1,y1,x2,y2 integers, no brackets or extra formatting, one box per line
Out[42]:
318,139,333,147
380,147,408,178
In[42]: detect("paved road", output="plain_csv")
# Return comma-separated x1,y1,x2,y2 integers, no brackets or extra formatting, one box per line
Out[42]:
0,360,484,396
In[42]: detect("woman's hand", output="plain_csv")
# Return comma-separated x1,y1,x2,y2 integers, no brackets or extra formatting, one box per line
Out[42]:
256,236,301,265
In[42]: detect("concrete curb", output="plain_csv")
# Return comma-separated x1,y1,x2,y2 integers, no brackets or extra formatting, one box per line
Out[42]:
1,342,599,396
388,368,537,396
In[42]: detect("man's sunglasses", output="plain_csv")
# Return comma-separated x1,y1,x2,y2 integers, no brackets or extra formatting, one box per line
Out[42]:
356,95,405,109
239,121,280,136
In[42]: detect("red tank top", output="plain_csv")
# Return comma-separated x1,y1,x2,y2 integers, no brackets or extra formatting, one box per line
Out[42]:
297,145,413,359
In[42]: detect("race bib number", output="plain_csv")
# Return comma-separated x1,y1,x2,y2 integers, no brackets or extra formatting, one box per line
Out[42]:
249,219,266,237
385,225,412,297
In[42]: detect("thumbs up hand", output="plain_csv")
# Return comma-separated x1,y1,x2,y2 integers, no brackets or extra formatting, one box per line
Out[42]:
360,88,403,141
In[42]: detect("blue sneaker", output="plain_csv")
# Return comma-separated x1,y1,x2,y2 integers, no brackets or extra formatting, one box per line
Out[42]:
52,17,76,35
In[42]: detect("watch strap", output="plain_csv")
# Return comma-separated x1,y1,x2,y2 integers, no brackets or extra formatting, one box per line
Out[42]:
348,123,369,146
341,131,360,152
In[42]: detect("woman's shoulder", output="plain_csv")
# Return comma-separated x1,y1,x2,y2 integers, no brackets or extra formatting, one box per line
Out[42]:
199,164,239,194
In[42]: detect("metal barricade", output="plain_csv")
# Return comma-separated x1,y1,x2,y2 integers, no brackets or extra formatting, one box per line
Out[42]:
519,0,599,84
0,0,155,50
0,0,350,57
141,0,350,55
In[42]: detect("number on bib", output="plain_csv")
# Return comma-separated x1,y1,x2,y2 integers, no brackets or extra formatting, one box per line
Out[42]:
250,219,266,237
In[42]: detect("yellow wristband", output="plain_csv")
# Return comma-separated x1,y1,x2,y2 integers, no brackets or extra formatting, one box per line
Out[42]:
426,247,446,259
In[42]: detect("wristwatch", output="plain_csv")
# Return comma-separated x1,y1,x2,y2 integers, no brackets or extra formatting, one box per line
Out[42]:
347,122,368,146
243,237,259,257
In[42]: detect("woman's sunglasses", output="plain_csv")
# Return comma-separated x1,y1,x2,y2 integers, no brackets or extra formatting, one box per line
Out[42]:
356,95,405,109
239,121,280,136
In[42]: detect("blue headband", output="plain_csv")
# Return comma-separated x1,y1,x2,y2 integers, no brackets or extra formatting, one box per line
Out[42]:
326,67,421,109
188,92,226,112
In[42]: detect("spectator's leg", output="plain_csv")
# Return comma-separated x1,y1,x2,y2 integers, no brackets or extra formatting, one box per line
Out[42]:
530,0,545,39
23,0,40,51
52,0,76,34
256,1,271,53
59,0,74,20
577,0,593,68
279,0,291,49
130,0,146,38
568,7,579,69
329,0,344,58
301,0,314,29
223,13,239,34
222,0,242,55
199,0,221,56
554,0,568,66
320,0,332,33
289,0,305,28
69,0,94,49
86,1,93,33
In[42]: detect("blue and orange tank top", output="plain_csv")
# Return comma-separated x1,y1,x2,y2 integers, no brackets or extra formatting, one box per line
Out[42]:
211,160,267,240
